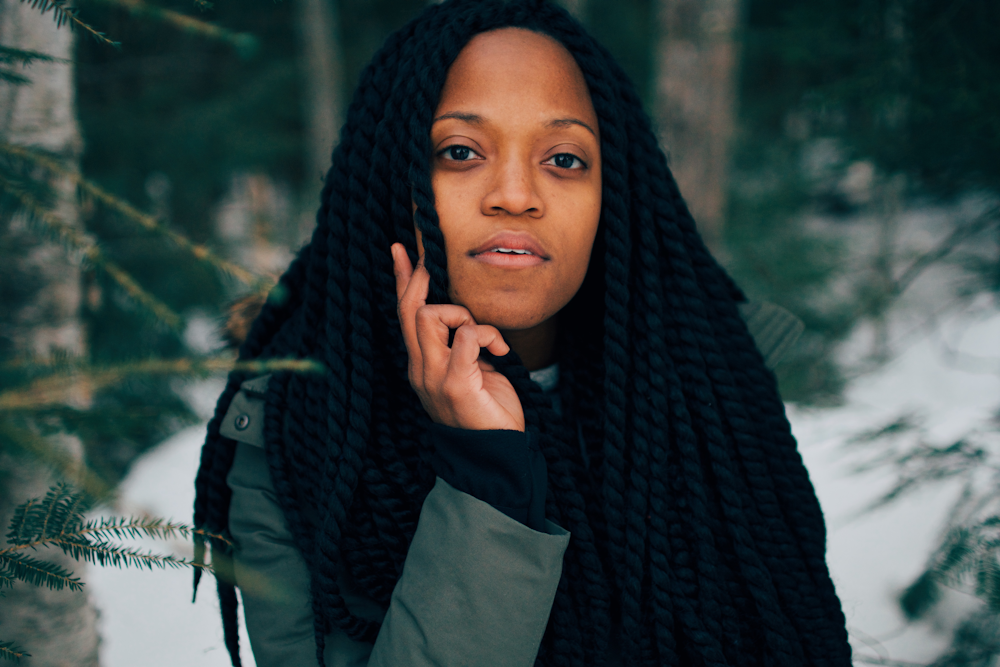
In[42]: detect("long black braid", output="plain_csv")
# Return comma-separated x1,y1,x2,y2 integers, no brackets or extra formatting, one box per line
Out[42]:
193,1,852,665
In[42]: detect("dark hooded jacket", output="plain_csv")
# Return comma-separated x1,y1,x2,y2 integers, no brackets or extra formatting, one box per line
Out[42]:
220,303,803,666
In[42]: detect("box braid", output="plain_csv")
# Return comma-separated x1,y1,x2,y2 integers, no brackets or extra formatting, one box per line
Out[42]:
193,1,852,665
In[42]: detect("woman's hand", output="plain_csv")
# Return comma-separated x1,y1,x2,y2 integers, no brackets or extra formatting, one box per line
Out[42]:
392,242,525,432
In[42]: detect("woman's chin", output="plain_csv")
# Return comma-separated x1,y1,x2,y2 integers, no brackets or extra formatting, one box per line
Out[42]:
464,302,551,333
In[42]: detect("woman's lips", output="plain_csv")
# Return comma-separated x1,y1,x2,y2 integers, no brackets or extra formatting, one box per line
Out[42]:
469,231,549,268
472,250,546,267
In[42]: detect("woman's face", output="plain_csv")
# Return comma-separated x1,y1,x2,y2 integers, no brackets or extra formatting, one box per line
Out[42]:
427,27,602,332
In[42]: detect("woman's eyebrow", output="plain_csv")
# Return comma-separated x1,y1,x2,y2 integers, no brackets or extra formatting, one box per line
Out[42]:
432,112,596,138
547,118,597,137
432,111,484,125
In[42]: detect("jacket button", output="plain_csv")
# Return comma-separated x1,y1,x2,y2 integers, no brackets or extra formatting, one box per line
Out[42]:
234,414,251,431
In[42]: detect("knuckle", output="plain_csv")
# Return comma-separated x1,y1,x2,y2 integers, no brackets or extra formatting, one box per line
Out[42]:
414,305,434,324
441,380,461,401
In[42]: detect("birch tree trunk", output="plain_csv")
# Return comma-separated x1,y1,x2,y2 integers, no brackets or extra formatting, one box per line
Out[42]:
653,0,742,253
0,1,100,664
294,0,345,246
559,0,586,20
296,0,343,181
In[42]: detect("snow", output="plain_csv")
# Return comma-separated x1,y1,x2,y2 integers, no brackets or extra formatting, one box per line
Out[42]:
86,304,999,666
791,297,1000,663
87,378,257,667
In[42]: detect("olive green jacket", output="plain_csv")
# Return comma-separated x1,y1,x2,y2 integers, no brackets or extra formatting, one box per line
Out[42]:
226,432,570,667
221,301,802,666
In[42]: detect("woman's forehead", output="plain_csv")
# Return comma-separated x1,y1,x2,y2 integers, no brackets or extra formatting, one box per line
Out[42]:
435,27,596,129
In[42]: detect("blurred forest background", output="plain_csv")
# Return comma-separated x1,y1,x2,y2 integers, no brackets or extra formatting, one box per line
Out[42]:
0,0,997,664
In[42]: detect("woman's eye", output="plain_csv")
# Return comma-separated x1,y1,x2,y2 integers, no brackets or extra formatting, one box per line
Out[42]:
546,153,585,170
441,146,476,161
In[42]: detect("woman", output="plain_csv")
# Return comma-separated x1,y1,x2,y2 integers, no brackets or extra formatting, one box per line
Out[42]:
194,1,852,665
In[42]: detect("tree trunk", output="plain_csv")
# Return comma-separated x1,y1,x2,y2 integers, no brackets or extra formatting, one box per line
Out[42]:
0,1,100,665
296,0,343,181
294,0,344,246
653,0,742,253
559,0,586,20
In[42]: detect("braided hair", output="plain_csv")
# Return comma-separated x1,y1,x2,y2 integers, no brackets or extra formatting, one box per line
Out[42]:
194,1,852,665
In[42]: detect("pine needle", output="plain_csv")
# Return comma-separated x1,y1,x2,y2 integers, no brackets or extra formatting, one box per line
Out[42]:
0,174,184,332
0,420,115,499
0,483,231,567
0,356,325,411
0,641,30,662
0,554,83,592
86,0,256,56
0,568,15,591
0,70,31,86
0,46,71,66
0,142,268,290
19,0,121,49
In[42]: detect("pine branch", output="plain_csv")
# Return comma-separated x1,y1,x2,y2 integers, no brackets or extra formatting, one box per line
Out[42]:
849,206,1000,324
0,420,111,499
0,356,325,411
37,484,81,543
4,483,86,548
19,0,121,49
84,0,256,55
0,174,184,331
0,641,30,663
79,516,229,544
0,568,15,591
0,483,233,665
45,537,205,571
0,46,72,66
0,143,266,290
1,483,231,557
0,486,230,583
890,207,1000,298
0,69,31,86
0,554,83,592
5,499,36,547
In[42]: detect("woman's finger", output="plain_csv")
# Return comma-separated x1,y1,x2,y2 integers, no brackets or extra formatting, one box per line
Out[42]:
414,304,477,379
392,243,430,370
447,323,509,380
391,243,412,302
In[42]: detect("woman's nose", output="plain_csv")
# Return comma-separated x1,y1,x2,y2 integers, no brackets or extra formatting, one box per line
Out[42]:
481,157,544,217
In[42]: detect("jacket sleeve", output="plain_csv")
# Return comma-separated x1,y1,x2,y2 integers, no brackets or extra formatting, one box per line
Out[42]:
227,441,382,667
223,381,570,667
368,478,569,667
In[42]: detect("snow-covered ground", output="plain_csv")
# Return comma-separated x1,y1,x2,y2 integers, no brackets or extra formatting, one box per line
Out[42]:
794,297,1000,664
87,302,999,666
87,376,257,667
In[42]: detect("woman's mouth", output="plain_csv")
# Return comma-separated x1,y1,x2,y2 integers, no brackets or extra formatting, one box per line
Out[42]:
469,232,549,268
473,246,546,267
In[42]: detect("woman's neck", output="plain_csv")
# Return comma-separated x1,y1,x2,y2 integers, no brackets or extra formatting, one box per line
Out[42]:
500,315,557,371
